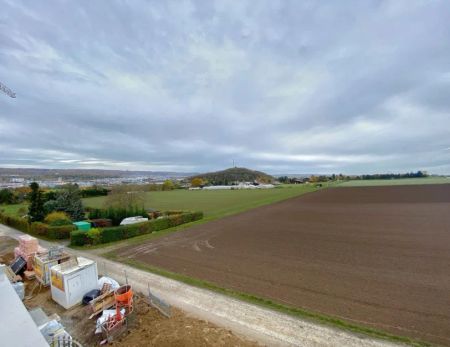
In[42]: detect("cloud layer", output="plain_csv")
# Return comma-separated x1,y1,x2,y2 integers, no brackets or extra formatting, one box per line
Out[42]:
1,0,449,174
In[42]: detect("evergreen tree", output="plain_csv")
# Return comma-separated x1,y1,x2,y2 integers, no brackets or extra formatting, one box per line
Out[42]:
0,189,15,204
55,184,85,221
28,182,45,222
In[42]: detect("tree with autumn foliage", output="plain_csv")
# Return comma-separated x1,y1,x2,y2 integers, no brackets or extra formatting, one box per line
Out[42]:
190,178,205,187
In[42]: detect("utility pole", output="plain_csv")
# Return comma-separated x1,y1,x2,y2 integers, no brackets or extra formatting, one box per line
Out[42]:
0,81,16,98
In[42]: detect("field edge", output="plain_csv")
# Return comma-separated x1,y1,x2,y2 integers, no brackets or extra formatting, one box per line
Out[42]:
105,253,431,347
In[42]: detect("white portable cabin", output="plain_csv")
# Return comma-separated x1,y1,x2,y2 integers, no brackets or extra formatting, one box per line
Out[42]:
50,257,98,309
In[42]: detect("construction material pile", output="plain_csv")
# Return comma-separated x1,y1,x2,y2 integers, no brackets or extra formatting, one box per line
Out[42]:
97,284,134,343
14,235,46,271
34,248,70,286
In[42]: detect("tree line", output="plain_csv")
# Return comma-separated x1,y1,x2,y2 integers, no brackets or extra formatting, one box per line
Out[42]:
0,184,108,204
278,171,429,183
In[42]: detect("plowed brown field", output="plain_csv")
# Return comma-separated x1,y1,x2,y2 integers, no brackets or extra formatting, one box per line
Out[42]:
116,184,450,346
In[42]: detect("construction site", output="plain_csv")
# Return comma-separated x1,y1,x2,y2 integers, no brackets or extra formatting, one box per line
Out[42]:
0,235,258,347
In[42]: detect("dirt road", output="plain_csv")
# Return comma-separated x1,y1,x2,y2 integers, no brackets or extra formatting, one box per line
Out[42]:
0,223,400,347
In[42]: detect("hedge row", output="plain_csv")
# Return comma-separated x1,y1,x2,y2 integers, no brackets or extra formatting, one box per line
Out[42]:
71,211,203,246
0,212,74,239
0,212,29,233
30,222,75,239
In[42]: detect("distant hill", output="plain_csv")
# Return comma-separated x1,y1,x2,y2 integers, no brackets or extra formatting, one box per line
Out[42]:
190,167,274,185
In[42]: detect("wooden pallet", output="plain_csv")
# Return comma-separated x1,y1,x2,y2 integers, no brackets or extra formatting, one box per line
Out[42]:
89,290,115,319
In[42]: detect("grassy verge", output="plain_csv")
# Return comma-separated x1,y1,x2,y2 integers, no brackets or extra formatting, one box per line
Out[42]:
106,253,430,347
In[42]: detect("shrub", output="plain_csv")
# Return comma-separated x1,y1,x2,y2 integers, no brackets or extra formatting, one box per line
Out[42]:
167,214,182,227
43,200,58,215
86,228,102,245
70,230,89,246
165,210,185,216
28,222,73,239
80,187,109,198
30,222,49,236
0,189,16,204
151,217,171,230
100,226,126,244
162,180,175,191
90,218,113,228
10,216,30,232
0,212,29,233
48,225,74,239
44,211,72,226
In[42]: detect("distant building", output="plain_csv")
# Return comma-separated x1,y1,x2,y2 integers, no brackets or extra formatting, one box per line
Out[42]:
292,178,309,184
11,177,25,183
200,183,274,190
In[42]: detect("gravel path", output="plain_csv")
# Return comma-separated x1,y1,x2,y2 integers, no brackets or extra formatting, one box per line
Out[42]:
0,223,403,347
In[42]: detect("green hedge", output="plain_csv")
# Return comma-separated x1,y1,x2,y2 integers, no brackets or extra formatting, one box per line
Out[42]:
0,212,29,233
0,212,74,239
29,222,48,236
28,221,74,239
70,230,90,246
71,211,204,246
48,225,74,239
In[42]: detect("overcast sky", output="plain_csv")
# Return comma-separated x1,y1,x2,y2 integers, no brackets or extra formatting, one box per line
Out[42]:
0,1,449,174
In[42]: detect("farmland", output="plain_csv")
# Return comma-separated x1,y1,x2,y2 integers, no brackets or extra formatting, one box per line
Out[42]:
83,184,319,220
338,176,449,187
114,184,450,346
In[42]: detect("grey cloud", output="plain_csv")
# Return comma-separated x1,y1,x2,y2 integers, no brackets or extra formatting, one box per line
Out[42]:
0,0,449,174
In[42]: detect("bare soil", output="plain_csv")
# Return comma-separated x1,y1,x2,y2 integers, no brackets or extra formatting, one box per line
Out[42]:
0,240,258,347
22,284,258,347
0,235,18,263
116,184,450,346
118,296,259,347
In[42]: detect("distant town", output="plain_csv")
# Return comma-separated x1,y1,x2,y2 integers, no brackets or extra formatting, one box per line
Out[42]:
0,168,193,189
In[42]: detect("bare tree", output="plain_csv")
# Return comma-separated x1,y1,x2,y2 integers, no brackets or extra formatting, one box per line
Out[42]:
104,185,146,209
